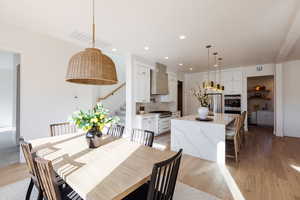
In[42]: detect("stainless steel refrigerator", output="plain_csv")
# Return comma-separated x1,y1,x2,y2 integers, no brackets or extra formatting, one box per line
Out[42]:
207,93,223,113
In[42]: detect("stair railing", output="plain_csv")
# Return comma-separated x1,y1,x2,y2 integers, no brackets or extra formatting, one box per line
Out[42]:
97,82,126,102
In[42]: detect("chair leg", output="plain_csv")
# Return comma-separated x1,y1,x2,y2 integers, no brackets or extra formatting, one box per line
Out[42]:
234,138,239,163
242,129,246,145
37,188,43,200
239,132,242,150
26,178,34,200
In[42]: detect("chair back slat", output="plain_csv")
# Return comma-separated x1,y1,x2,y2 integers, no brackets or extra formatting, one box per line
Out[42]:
235,115,243,135
107,125,125,138
241,111,247,127
147,149,183,200
20,141,36,176
20,141,44,190
131,129,154,147
50,122,77,137
35,157,61,200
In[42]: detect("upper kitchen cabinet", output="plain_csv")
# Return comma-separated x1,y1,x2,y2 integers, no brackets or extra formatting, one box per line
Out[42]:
222,70,243,95
135,62,151,103
160,72,177,102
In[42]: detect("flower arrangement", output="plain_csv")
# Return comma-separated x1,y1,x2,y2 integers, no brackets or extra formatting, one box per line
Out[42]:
71,103,119,132
191,86,209,107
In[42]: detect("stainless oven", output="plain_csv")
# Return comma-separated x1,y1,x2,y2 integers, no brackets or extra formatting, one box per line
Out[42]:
224,95,241,114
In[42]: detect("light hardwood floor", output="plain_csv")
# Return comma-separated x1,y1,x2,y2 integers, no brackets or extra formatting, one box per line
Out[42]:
1,127,300,200
155,126,300,200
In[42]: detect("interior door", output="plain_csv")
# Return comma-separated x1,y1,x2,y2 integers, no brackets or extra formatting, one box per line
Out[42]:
177,81,183,116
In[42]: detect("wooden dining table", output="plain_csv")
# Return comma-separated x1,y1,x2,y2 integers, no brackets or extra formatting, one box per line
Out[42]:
30,133,175,200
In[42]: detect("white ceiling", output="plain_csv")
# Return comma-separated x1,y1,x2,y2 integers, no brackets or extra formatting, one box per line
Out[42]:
289,38,300,60
0,0,299,72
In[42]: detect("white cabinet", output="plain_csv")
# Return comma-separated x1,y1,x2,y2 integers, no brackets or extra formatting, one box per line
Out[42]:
250,111,274,126
160,73,177,102
221,70,242,95
222,71,233,81
135,114,159,135
135,62,151,103
233,71,242,81
142,117,156,132
257,111,274,126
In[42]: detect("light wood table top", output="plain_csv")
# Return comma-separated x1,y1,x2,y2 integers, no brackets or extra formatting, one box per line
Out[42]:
30,133,175,200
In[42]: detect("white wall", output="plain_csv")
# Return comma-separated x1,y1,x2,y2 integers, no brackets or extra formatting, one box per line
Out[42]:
0,52,15,127
282,60,300,138
0,24,94,142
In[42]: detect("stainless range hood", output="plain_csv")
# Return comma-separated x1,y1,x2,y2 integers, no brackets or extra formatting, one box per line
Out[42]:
151,63,169,95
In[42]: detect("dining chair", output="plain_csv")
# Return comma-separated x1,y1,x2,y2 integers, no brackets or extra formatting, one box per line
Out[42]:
226,115,243,162
20,141,43,200
131,128,155,147
35,157,83,200
240,111,247,146
107,124,125,138
123,149,183,200
50,122,77,137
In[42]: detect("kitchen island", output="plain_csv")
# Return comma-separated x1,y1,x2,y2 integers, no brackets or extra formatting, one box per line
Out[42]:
171,113,237,164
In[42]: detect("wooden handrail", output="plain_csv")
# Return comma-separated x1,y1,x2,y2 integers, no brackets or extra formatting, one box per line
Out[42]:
97,82,126,101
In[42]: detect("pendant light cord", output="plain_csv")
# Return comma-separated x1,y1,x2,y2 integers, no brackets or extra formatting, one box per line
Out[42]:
207,46,210,83
214,52,217,85
92,0,95,48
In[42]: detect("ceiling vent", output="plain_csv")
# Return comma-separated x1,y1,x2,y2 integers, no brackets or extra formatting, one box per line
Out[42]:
69,30,110,48
256,65,263,72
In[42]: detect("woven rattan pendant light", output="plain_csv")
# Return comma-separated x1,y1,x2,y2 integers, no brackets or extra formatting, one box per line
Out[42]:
66,0,118,85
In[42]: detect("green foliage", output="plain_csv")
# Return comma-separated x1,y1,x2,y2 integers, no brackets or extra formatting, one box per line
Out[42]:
70,103,119,131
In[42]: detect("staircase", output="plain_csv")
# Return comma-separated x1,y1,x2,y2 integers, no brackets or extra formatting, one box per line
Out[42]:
96,82,126,126
114,103,126,126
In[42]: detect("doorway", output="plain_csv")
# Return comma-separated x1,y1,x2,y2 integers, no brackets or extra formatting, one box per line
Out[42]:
247,75,274,130
0,50,21,167
177,81,183,116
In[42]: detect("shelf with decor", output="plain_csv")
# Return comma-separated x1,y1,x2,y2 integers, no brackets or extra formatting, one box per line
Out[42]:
248,96,271,100
247,85,272,101
247,89,271,93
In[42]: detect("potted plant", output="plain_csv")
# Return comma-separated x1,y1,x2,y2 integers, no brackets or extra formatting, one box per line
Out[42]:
191,86,209,119
71,103,119,148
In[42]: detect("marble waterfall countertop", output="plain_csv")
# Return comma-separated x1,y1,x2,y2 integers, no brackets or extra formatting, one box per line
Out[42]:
175,113,237,126
171,113,238,164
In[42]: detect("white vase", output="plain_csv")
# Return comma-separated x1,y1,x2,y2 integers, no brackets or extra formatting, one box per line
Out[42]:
198,107,209,119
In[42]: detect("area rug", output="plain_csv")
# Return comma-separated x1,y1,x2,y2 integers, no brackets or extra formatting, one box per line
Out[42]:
0,178,220,200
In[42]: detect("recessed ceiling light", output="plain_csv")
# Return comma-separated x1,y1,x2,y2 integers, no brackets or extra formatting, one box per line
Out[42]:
112,48,117,52
164,57,169,60
189,67,193,71
179,35,186,40
179,63,183,66
144,46,149,50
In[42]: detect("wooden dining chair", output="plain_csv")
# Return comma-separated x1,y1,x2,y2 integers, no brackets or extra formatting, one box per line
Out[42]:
20,141,44,200
131,128,155,147
50,122,77,137
107,124,125,138
240,111,247,146
123,149,183,200
226,115,243,162
35,157,83,200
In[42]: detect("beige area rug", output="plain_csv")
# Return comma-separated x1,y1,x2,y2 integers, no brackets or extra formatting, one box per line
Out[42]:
0,178,220,200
